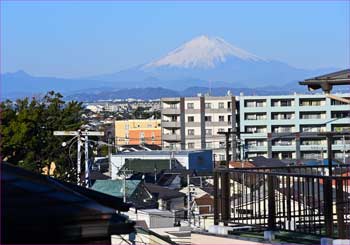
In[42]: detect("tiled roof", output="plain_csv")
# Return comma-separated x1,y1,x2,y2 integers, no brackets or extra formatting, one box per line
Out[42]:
145,183,185,200
92,179,141,198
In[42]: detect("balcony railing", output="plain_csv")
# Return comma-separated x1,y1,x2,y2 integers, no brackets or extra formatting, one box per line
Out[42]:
162,134,181,141
162,121,181,128
214,165,350,239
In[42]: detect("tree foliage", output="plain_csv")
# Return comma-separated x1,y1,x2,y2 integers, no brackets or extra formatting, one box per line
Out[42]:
0,91,84,181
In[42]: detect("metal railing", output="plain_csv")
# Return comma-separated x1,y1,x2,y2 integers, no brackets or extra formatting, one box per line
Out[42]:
213,165,350,238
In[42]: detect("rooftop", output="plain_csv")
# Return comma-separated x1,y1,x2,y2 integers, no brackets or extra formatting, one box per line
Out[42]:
114,149,211,156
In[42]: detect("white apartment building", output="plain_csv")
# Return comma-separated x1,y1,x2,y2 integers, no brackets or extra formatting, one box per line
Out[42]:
161,95,237,162
238,93,350,160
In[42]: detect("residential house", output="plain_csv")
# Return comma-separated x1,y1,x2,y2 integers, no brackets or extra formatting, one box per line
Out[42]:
144,183,186,211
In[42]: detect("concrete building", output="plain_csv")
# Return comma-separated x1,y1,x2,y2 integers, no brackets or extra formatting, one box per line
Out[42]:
110,150,213,179
115,119,161,146
161,95,237,161
238,93,350,160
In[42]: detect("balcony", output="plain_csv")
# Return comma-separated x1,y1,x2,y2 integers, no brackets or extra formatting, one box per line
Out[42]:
162,121,181,128
162,108,181,115
214,165,350,240
162,134,181,141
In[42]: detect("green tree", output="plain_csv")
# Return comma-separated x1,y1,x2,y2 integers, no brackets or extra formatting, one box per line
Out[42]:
0,91,84,181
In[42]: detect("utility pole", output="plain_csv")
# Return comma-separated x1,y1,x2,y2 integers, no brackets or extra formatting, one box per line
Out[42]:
53,130,104,186
187,173,191,227
342,135,346,164
77,132,82,185
118,168,134,202
108,134,112,177
84,131,89,187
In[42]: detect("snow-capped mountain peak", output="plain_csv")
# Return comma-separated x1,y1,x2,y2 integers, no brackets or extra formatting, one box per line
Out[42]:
144,35,266,69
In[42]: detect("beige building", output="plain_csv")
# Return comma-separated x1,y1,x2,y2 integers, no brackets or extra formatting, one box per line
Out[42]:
161,94,237,161
115,119,161,146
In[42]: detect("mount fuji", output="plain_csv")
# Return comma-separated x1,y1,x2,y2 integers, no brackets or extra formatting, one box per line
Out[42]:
2,35,339,100
89,35,335,89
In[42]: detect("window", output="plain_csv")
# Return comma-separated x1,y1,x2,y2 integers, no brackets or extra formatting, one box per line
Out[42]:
205,103,212,109
205,142,212,148
218,128,225,133
219,116,225,122
219,102,225,109
188,129,195,135
188,143,194,149
187,103,194,109
170,104,177,109
205,116,212,122
219,142,225,147
188,116,194,122
205,129,212,135
140,132,145,143
219,155,225,161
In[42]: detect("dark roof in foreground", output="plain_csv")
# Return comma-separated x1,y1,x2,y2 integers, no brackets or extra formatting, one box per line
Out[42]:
145,183,186,200
250,156,288,167
1,163,134,244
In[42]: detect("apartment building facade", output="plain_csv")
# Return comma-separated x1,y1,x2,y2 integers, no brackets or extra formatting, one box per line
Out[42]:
115,119,161,146
161,95,237,161
239,93,350,160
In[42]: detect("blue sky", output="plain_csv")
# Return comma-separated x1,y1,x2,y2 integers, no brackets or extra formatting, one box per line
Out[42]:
1,1,349,78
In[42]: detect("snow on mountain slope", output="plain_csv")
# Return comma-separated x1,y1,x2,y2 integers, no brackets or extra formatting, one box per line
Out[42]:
144,35,266,69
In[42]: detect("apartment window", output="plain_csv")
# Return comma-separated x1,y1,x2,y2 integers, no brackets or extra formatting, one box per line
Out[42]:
170,104,177,109
219,116,225,122
205,129,212,135
187,103,194,109
188,129,195,135
273,126,293,133
246,114,256,120
219,155,225,161
219,141,225,147
188,116,195,122
301,126,325,133
188,143,195,149
300,99,324,106
219,102,225,109
300,112,325,119
205,103,212,109
331,111,350,119
205,116,212,122
171,116,178,122
205,142,212,148
218,128,225,133
280,100,292,107
272,113,294,120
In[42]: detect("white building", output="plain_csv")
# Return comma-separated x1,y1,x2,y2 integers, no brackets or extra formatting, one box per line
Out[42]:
238,93,350,160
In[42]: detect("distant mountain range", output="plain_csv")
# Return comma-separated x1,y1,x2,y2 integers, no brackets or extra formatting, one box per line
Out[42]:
1,35,344,101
